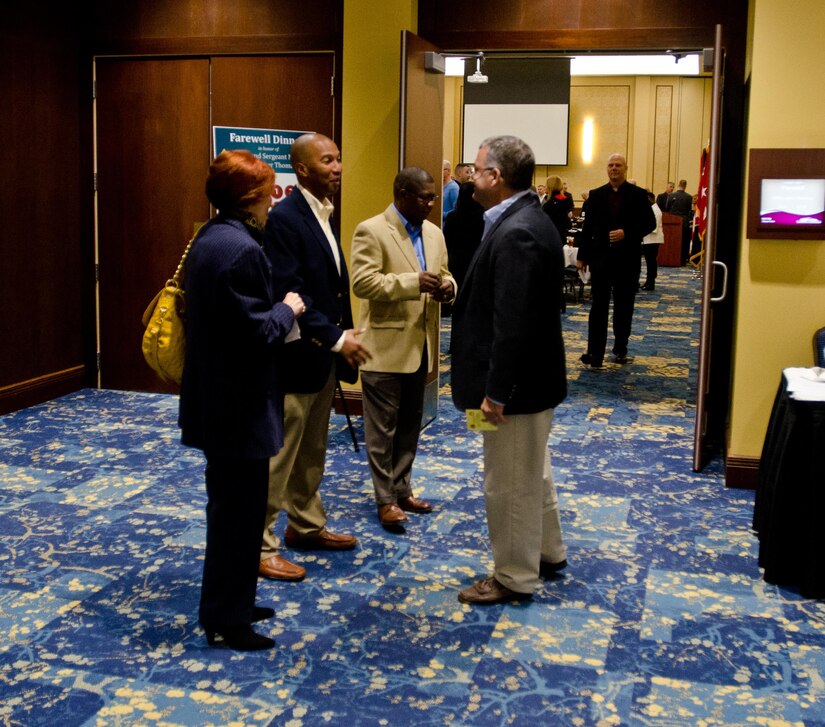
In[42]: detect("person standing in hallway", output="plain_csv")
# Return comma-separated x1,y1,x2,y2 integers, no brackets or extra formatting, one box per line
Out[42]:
666,179,693,264
258,133,371,582
577,153,656,367
542,175,574,240
451,135,568,606
443,181,485,316
351,166,456,530
453,163,475,184
656,181,674,213
640,189,663,291
180,150,306,650
442,160,460,223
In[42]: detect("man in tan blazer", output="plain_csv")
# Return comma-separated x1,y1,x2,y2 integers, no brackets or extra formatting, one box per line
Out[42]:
351,167,456,529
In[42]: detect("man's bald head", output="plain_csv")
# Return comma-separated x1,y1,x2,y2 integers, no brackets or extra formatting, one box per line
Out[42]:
290,133,341,201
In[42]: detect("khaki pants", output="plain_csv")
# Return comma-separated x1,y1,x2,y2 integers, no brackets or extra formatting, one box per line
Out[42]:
260,368,335,558
482,408,566,593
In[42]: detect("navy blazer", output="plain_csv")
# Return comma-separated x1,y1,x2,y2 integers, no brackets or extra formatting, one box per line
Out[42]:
264,187,357,392
179,217,295,459
451,193,567,415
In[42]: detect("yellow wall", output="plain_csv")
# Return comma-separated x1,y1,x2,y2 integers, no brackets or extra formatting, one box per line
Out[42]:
341,1,416,242
341,0,417,360
445,74,711,204
727,0,825,458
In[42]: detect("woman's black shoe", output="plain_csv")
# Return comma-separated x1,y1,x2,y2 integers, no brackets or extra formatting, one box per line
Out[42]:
205,625,275,651
252,606,275,622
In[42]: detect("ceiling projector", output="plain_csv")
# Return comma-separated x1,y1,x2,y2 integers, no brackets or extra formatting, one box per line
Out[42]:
467,53,488,83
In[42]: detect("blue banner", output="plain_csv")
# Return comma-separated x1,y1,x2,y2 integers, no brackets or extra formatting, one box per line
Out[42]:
213,126,310,203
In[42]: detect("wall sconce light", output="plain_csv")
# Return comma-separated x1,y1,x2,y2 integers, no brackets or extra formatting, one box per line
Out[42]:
582,117,594,164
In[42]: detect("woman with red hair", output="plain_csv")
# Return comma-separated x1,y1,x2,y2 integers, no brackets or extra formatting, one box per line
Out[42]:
179,150,305,650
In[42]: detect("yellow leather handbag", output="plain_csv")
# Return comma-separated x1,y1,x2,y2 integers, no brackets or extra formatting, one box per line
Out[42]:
141,234,197,385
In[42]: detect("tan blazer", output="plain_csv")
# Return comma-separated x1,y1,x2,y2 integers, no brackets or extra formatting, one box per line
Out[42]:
351,205,455,374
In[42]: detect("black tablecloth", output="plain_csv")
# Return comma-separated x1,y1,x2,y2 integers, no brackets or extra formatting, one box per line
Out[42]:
754,372,825,598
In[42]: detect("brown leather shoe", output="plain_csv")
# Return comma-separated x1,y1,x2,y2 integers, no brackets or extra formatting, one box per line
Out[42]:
397,495,433,514
458,576,531,605
284,525,357,551
378,503,408,526
258,555,306,581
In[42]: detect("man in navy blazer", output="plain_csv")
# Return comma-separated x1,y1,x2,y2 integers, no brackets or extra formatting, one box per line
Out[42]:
451,135,568,605
258,133,371,581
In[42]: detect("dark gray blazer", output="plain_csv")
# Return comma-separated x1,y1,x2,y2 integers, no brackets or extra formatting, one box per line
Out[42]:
451,193,567,415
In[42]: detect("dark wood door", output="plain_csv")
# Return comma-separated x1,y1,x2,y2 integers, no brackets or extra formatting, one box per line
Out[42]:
211,55,334,138
96,54,335,393
400,30,445,214
693,26,725,472
400,31,445,426
96,58,211,393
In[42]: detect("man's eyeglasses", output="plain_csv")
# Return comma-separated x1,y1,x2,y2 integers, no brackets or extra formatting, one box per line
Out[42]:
472,166,498,178
404,190,439,203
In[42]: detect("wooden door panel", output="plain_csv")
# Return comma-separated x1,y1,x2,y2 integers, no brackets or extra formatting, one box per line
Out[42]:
400,31,445,426
692,26,724,471
400,30,444,223
96,58,211,392
211,55,334,138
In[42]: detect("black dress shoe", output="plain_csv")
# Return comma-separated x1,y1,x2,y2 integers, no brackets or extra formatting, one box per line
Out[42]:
205,624,274,651
640,283,655,291
580,353,603,368
614,353,628,365
252,606,275,622
539,559,568,577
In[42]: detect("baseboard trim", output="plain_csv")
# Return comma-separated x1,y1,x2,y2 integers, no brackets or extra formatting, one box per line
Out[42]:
333,387,363,417
724,454,759,490
0,366,86,415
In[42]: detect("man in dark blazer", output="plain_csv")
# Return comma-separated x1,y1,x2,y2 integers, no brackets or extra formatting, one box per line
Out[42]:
258,133,371,581
656,181,674,213
577,153,656,367
666,179,693,263
451,135,568,606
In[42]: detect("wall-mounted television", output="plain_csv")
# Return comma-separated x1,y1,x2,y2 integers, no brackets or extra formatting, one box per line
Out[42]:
748,149,825,240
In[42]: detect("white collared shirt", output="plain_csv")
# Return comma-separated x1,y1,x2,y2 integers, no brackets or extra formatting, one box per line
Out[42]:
298,183,341,275
295,184,346,352
482,189,531,240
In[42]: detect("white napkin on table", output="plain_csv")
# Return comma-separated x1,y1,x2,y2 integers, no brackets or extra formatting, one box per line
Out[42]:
784,367,825,401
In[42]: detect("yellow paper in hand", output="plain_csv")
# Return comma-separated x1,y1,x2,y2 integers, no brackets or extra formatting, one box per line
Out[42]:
466,409,498,431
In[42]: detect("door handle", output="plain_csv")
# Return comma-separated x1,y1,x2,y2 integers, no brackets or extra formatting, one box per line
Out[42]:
711,260,728,303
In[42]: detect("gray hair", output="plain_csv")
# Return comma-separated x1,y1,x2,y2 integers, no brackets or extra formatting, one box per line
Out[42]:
480,135,535,191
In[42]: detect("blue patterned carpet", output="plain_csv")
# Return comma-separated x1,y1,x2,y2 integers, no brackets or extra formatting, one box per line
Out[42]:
1,267,824,726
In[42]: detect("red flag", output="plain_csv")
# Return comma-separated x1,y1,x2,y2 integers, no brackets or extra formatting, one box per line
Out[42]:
696,146,710,240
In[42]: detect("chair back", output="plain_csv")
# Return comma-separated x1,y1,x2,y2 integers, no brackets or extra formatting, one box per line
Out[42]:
814,326,825,367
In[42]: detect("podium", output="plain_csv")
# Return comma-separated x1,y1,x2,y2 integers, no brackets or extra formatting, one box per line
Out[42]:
660,213,684,267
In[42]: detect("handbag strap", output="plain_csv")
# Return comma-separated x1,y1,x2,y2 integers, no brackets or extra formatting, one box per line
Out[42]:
170,230,201,287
